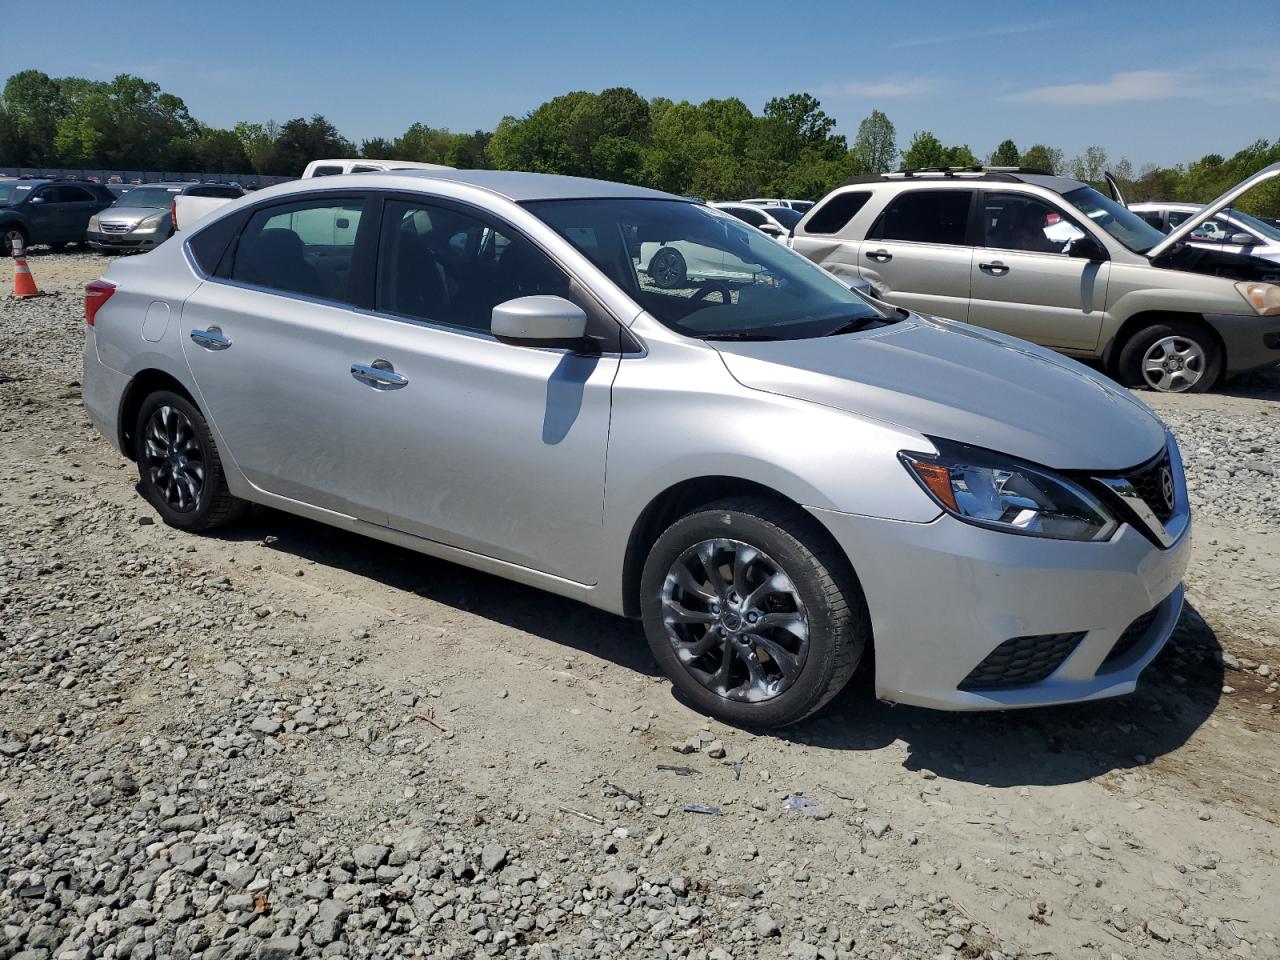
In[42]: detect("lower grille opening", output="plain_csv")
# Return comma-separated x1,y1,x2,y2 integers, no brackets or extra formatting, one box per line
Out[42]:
1103,605,1160,666
958,632,1085,692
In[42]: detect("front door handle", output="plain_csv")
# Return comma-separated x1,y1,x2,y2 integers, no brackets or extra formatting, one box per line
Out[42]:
351,359,409,390
190,326,232,350
979,260,1010,275
865,249,892,263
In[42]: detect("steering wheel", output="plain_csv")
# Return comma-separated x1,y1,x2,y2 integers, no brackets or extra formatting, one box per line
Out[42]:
691,281,732,304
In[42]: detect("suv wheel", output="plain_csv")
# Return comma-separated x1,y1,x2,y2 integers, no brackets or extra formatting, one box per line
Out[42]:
134,390,247,531
640,497,867,728
648,248,687,289
2,225,27,257
1118,320,1221,394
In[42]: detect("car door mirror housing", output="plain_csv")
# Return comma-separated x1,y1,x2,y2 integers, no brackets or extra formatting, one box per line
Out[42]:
29,196,44,205
1228,232,1255,246
1069,236,1108,262
491,295,590,349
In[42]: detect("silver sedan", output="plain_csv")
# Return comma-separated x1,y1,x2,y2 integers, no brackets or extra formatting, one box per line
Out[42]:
82,170,1191,727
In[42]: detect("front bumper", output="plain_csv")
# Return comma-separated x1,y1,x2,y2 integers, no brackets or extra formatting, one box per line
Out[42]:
1203,312,1280,374
86,228,165,251
810,506,1190,711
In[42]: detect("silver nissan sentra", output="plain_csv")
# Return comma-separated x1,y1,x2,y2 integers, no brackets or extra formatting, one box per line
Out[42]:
81,170,1191,728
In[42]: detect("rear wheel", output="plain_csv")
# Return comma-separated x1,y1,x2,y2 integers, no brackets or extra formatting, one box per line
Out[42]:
134,390,246,531
640,497,867,728
1118,320,1221,394
648,248,687,289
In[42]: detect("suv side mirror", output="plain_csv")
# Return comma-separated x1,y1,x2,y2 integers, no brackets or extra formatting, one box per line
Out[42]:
1228,232,1255,246
28,195,44,205
492,295,590,350
1069,236,1108,262
757,223,782,237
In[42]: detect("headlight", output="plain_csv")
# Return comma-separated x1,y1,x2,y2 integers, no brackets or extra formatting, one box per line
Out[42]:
1236,281,1280,316
900,439,1117,541
134,213,165,233
88,214,100,230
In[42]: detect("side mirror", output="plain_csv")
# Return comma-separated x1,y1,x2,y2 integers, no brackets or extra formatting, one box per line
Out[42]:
1228,232,1255,246
757,223,782,237
1069,236,1108,262
492,295,590,350
29,196,44,205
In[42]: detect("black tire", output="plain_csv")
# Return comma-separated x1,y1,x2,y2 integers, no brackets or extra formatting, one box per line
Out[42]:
1117,320,1221,394
1,225,28,257
648,247,687,289
134,390,246,531
640,497,868,728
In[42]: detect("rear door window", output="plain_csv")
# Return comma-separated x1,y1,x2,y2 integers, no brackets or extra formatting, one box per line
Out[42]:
870,190,973,246
724,206,768,227
229,197,369,302
803,191,870,235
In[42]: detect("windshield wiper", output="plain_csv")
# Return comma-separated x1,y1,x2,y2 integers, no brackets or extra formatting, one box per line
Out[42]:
700,332,783,341
823,316,884,337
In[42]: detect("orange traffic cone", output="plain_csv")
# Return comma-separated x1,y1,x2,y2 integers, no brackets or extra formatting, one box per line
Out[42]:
12,240,41,299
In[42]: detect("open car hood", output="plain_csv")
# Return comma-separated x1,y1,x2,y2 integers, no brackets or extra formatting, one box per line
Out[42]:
713,314,1166,472
1148,161,1280,259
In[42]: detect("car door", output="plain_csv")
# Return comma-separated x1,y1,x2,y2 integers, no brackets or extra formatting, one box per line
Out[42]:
858,189,974,321
340,196,618,583
178,193,374,512
49,185,101,241
26,185,67,242
968,191,1111,350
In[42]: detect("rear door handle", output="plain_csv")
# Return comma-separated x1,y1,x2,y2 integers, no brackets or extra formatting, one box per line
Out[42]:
351,359,409,390
190,327,232,350
865,249,892,263
979,260,1009,275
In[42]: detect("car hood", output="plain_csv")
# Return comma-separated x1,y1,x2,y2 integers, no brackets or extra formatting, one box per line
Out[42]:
100,206,167,223
1148,160,1280,259
712,314,1166,471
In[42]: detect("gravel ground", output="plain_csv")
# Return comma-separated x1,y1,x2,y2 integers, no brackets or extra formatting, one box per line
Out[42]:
2,250,1278,960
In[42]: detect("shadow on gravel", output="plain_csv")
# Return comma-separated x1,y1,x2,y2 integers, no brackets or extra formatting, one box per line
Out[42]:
1217,366,1280,402
791,603,1224,788
218,507,661,679
211,506,1222,788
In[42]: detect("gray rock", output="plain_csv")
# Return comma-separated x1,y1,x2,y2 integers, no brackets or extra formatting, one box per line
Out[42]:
864,817,891,839
604,869,637,899
250,717,283,736
352,844,389,869
754,912,780,937
257,937,300,960
481,843,508,874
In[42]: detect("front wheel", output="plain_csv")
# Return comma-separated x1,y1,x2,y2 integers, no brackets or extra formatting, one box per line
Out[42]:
648,247,687,289
640,497,867,728
134,390,247,531
2,225,27,257
1118,320,1221,394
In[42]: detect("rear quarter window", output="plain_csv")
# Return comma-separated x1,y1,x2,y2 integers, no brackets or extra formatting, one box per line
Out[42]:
802,191,871,235
188,210,249,275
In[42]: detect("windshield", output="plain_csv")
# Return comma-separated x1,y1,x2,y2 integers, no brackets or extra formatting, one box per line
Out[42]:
1062,186,1166,254
1227,209,1280,242
0,182,33,205
763,206,802,229
526,198,892,340
113,187,180,208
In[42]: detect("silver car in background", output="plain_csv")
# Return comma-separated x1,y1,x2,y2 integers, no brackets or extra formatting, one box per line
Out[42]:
82,171,1190,727
88,182,244,252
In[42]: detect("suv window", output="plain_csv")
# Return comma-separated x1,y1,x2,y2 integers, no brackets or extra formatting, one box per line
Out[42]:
310,165,344,177
230,197,367,302
376,199,574,333
725,206,768,227
870,190,972,245
1136,211,1166,231
983,193,1085,254
350,165,381,173
804,191,870,234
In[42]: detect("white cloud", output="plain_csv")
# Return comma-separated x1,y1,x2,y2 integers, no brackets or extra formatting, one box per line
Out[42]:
893,20,1063,49
1004,70,1181,105
819,76,934,99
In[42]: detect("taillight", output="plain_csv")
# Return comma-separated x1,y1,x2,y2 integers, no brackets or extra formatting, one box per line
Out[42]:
171,198,178,231
85,279,117,326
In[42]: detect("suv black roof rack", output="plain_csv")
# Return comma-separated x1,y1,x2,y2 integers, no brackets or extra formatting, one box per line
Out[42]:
840,165,1055,188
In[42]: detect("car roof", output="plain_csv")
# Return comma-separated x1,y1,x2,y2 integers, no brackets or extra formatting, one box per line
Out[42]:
316,169,680,203
839,170,1087,194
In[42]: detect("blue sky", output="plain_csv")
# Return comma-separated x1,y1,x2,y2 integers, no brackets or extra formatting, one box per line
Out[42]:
15,0,1277,168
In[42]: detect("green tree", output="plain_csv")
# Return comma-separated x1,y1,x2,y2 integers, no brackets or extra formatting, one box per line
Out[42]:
233,120,281,174
359,137,394,158
1,70,71,164
990,138,1020,166
1020,144,1063,174
901,131,945,169
264,115,355,176
191,128,250,172
51,74,198,168
851,110,897,174
1070,145,1109,185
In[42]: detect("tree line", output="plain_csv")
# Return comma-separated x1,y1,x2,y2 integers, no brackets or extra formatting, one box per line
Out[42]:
2,70,1277,216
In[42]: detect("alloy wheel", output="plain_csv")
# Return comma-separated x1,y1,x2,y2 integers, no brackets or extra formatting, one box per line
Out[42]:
649,249,684,288
3,228,23,256
660,538,809,703
142,405,206,512
1141,336,1206,393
